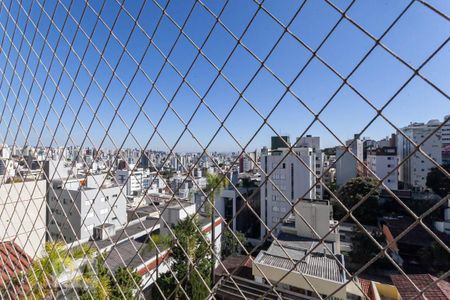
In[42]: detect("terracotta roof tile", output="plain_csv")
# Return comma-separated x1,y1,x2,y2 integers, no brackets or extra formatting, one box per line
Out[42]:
391,274,450,300
0,241,32,288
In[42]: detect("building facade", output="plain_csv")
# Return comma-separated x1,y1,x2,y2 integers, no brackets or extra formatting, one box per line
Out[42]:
397,120,442,191
336,135,364,187
47,175,127,243
0,180,47,258
366,147,399,191
260,140,316,237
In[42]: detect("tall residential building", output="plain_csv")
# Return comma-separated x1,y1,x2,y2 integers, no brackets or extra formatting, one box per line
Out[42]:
116,168,144,196
441,115,450,148
366,147,399,191
296,135,323,199
397,120,442,191
239,151,257,173
0,145,14,178
260,137,316,237
47,174,127,243
0,180,47,258
336,135,364,186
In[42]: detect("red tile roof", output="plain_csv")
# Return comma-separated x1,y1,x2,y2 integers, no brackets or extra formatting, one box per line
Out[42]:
359,278,373,300
0,241,32,289
391,274,450,300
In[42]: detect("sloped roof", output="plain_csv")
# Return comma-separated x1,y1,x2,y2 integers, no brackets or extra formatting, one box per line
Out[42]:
0,241,32,290
391,274,450,300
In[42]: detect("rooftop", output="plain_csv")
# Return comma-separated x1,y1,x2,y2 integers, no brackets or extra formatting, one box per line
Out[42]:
87,217,159,250
254,240,345,283
391,274,450,300
0,241,32,289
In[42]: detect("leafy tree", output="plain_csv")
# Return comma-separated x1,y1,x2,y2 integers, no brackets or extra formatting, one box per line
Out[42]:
426,165,450,197
349,229,389,271
240,177,257,188
153,217,212,300
221,229,246,259
78,253,111,300
337,177,380,225
25,241,76,298
419,241,450,274
110,267,142,299
143,233,172,254
78,252,142,300
204,172,227,216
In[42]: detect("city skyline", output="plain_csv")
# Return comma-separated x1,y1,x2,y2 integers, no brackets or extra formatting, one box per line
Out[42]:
0,0,448,152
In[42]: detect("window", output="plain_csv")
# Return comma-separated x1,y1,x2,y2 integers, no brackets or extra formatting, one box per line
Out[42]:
282,163,286,169
272,206,280,212
100,208,108,215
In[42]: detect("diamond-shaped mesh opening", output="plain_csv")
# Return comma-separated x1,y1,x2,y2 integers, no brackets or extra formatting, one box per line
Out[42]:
0,0,449,299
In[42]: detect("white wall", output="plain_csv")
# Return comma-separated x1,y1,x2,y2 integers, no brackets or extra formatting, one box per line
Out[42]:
367,154,398,191
260,147,316,237
0,180,47,258
397,122,442,190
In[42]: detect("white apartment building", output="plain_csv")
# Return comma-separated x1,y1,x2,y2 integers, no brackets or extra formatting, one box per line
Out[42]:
336,135,364,187
0,180,47,258
366,147,399,191
260,142,316,237
296,135,324,199
0,144,14,178
397,120,442,191
47,174,127,243
116,168,144,196
441,115,450,148
239,151,257,173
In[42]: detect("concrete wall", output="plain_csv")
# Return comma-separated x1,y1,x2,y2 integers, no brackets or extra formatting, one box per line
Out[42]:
294,200,338,243
0,180,47,258
336,139,363,187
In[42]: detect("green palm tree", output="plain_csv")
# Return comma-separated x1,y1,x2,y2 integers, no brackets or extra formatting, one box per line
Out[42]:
25,242,96,299
77,253,111,300
204,172,227,216
204,172,227,285
25,241,74,299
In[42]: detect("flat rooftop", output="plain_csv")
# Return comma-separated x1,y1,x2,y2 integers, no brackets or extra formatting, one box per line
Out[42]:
87,217,159,250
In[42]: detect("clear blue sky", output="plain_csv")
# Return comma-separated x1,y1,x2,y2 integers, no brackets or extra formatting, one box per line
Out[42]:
0,0,449,152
